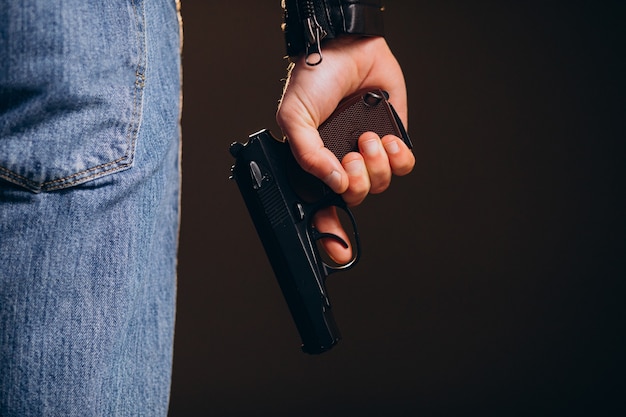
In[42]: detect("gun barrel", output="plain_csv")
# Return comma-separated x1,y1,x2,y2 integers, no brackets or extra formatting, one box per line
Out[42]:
230,130,340,353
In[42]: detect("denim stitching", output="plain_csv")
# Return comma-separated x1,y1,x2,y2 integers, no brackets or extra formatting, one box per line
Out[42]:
42,0,147,192
0,0,147,193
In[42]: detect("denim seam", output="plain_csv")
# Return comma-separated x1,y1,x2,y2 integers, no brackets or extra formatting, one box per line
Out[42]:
0,0,147,194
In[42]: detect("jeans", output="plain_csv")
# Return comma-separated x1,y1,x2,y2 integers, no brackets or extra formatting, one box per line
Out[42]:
0,1,182,415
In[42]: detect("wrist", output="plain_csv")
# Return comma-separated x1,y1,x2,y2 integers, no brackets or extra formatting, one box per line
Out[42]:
282,0,385,66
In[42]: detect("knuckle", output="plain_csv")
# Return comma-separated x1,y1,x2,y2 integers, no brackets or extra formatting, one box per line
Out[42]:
370,176,391,194
392,155,416,176
295,150,319,174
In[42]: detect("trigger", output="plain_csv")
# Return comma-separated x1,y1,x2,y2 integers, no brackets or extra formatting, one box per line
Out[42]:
312,229,349,249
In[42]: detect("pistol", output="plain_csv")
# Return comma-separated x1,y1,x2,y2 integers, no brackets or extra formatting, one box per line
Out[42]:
229,89,412,354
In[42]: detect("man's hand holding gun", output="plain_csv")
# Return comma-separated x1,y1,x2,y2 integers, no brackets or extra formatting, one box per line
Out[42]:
230,1,415,354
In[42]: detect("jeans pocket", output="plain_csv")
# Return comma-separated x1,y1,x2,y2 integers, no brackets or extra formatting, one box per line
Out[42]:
0,0,147,193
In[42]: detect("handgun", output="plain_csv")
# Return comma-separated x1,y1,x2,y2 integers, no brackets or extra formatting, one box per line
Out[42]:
229,89,412,354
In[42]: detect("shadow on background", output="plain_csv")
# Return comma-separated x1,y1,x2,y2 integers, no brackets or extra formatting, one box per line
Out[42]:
169,1,624,416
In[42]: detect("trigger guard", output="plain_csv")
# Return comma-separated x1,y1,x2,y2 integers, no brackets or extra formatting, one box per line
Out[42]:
309,204,362,275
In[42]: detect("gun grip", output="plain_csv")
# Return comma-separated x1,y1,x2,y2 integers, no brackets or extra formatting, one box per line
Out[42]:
318,89,412,161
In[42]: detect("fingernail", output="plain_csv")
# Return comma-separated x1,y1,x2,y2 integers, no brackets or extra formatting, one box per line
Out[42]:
362,139,380,156
384,139,400,154
324,170,343,190
344,159,364,175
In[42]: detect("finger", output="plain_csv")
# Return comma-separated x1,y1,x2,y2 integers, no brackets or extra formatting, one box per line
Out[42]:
276,97,349,193
285,125,348,193
312,206,353,265
341,152,370,207
276,88,349,194
358,132,392,194
381,134,416,176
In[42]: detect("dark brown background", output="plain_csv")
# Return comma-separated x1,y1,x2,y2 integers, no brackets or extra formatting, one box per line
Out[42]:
169,1,624,416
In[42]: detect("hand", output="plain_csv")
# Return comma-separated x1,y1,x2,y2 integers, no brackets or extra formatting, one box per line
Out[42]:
276,36,415,263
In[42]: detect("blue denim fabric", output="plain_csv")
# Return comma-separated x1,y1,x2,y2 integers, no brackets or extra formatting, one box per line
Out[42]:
0,0,182,415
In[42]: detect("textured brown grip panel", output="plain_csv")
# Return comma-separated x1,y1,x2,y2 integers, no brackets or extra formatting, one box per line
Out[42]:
318,89,410,161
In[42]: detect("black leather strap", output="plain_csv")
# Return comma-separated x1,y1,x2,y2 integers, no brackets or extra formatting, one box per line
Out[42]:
282,0,385,64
